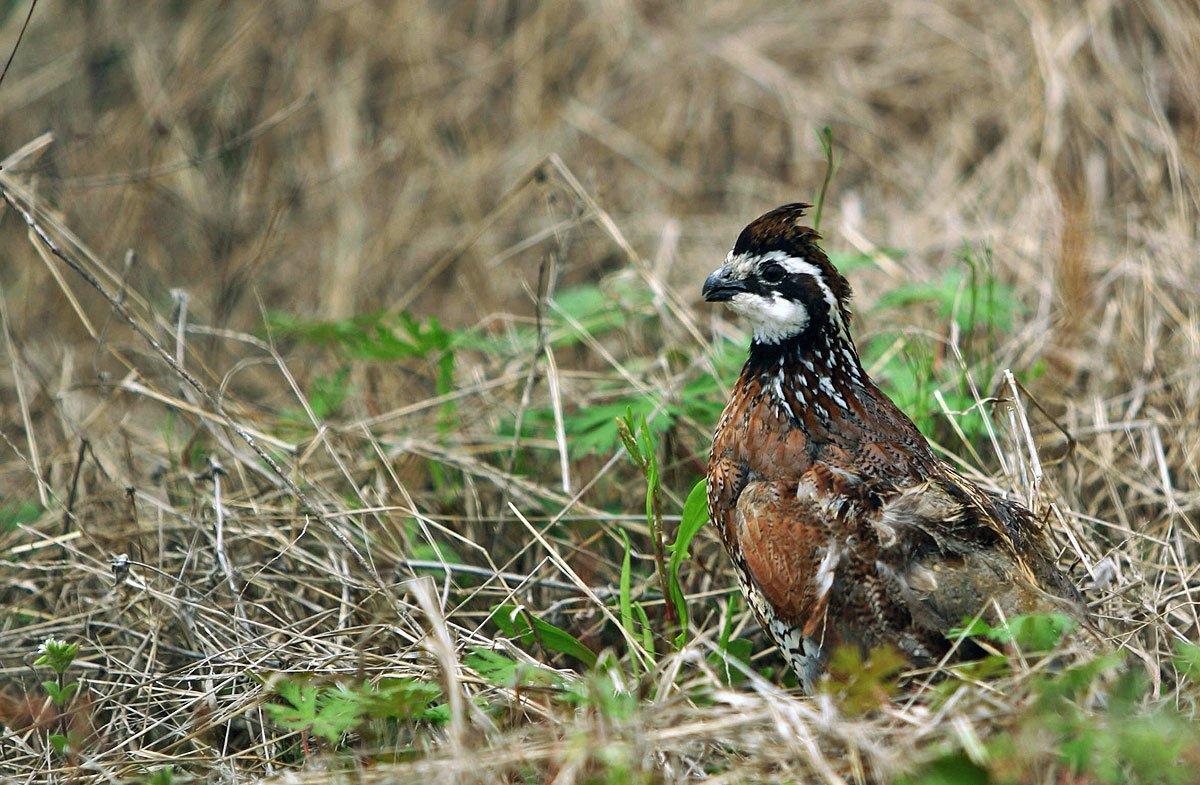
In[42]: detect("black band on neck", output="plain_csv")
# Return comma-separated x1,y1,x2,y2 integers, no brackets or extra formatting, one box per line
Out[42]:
746,328,862,380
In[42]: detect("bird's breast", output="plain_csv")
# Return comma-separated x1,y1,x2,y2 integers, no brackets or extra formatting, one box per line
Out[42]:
712,379,813,477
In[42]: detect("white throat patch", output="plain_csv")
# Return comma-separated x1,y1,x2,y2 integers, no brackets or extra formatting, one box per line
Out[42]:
715,249,849,345
727,291,810,344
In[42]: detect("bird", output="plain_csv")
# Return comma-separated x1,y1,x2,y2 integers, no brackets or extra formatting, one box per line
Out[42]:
702,203,1083,691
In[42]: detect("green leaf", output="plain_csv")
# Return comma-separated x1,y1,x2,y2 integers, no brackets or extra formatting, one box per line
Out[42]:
1,500,42,533
930,655,1009,705
668,479,709,645
819,644,906,716
899,751,990,785
502,394,673,458
420,703,451,724
946,616,995,642
267,677,368,743
311,686,366,743
307,367,351,419
41,680,78,707
146,766,175,785
1173,640,1200,677
466,648,564,691
827,249,906,274
543,282,655,348
861,252,1028,448
996,613,1077,651
876,264,1020,334
1036,654,1122,706
617,530,637,656
633,602,656,657
616,407,641,464
563,672,638,720
402,518,462,565
34,638,78,675
1057,731,1097,774
708,599,754,685
466,648,521,687
267,680,318,726
947,613,1076,652
273,677,311,712
490,605,597,668
360,678,444,722
549,285,627,345
707,637,754,687
266,310,459,362
267,676,448,735
48,733,69,755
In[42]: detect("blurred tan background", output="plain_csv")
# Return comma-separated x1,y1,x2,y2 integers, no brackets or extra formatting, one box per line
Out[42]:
3,1,1195,339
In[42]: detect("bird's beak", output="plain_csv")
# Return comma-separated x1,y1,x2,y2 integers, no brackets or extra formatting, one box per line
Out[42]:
702,267,749,302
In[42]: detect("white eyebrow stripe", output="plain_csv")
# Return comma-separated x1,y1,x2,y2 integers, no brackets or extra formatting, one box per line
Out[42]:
730,250,844,327
774,255,842,319
720,248,855,344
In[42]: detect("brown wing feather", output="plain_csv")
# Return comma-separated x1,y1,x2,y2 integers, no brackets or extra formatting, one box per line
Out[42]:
734,470,852,639
726,459,1084,655
874,475,1084,634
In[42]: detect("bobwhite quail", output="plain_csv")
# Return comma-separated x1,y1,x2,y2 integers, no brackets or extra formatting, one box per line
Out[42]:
703,203,1082,690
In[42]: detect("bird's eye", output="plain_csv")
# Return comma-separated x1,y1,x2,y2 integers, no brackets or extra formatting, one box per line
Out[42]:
760,262,786,284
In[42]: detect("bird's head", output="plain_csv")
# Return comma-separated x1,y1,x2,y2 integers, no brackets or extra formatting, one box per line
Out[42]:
702,203,852,345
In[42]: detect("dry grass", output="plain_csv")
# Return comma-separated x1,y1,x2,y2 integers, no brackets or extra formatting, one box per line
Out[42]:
2,1,1200,782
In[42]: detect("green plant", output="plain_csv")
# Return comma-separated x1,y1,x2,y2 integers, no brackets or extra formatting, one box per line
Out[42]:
706,596,754,686
1173,640,1200,679
304,367,352,419
265,676,446,746
33,638,80,756
864,246,1030,447
490,604,598,668
400,516,462,565
501,392,672,459
902,752,990,785
666,479,709,646
35,638,79,707
616,529,656,671
267,309,461,489
903,624,1200,785
266,680,362,744
145,766,175,785
561,658,640,721
1,500,42,533
616,407,676,632
818,645,907,716
813,125,838,233
948,612,1078,653
466,648,568,691
277,367,352,440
